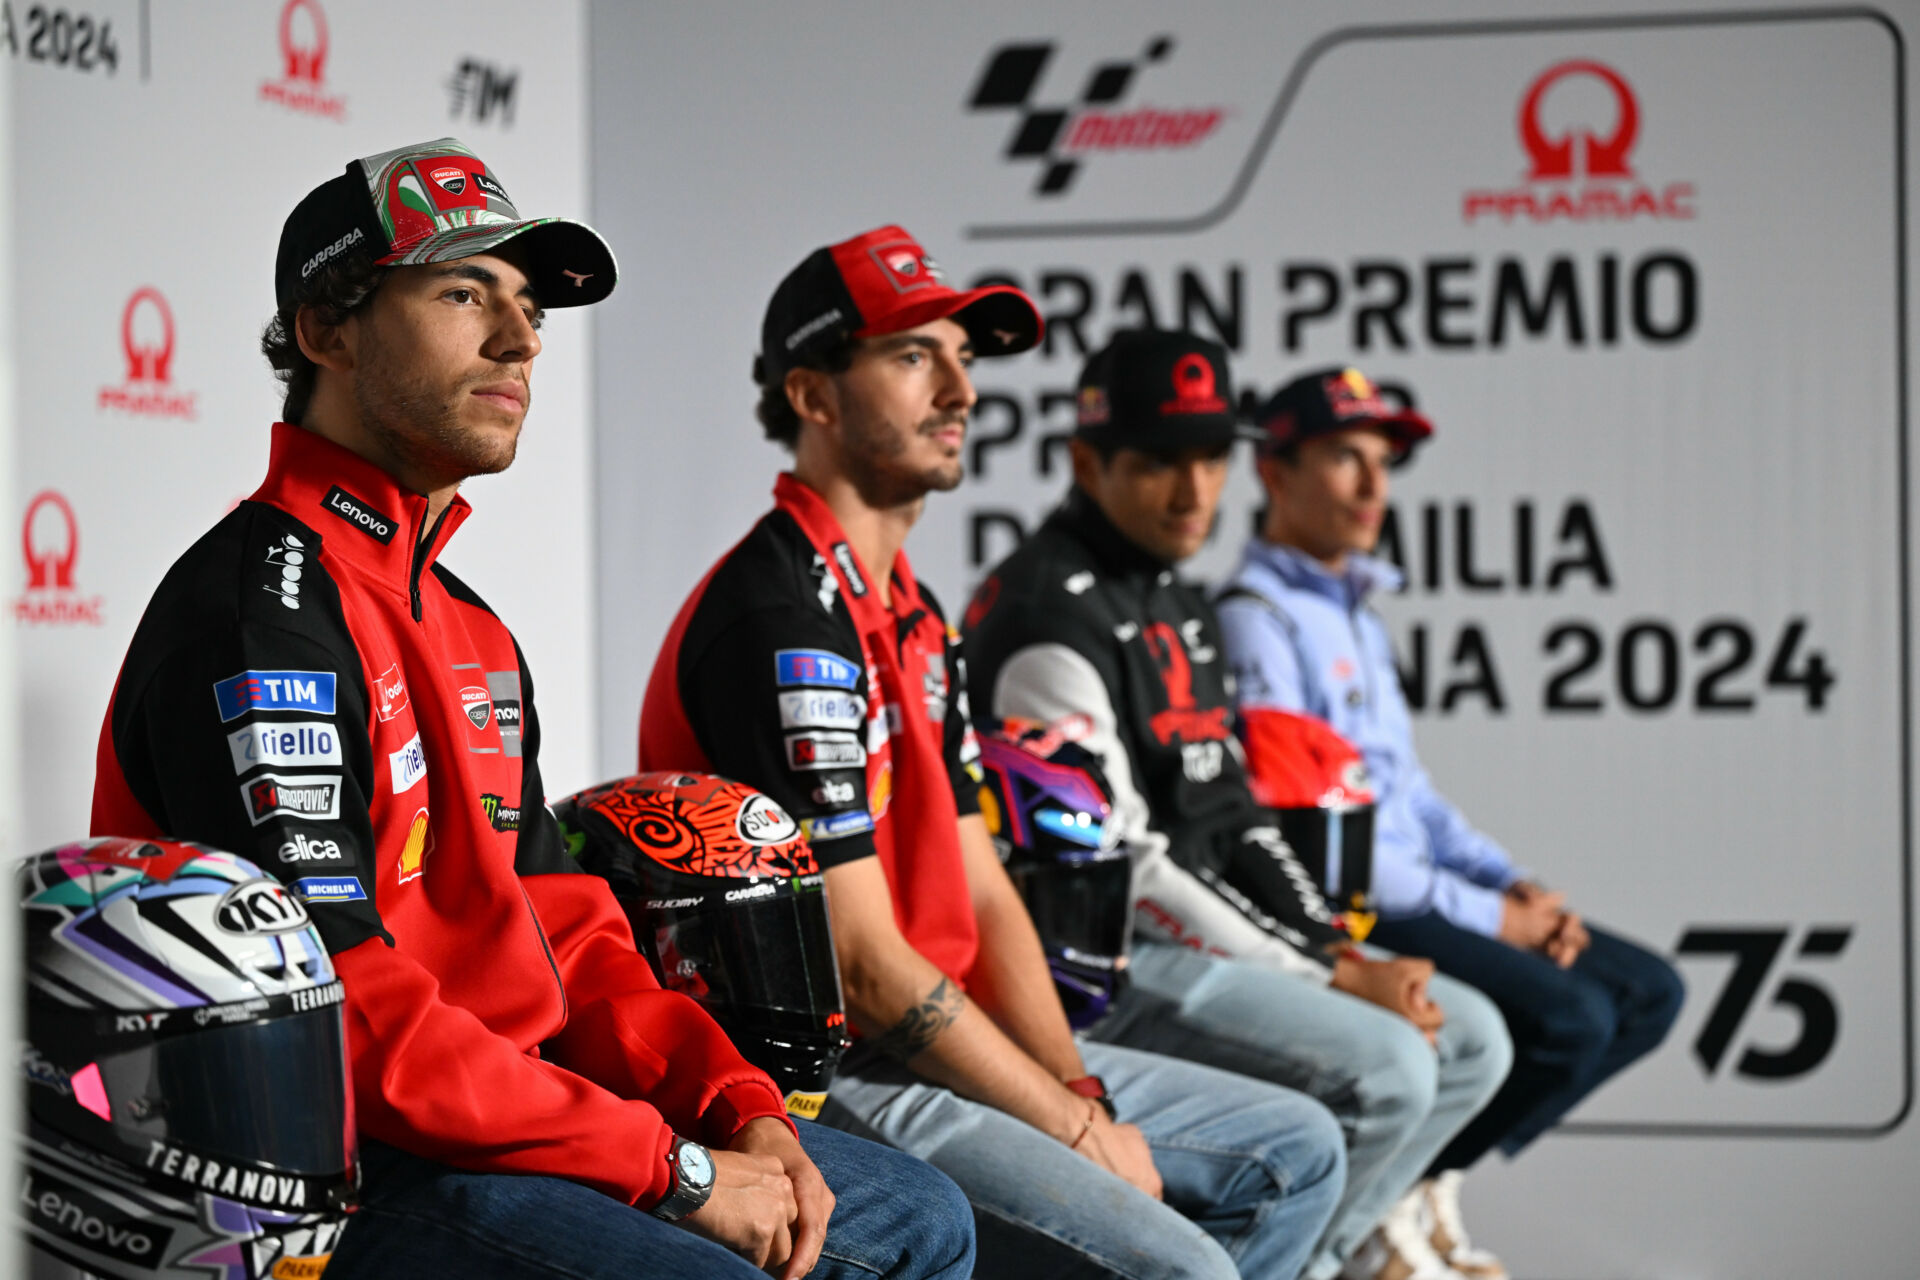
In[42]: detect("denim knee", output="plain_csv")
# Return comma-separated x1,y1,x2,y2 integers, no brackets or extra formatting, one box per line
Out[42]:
1360,1017,1441,1127
1536,977,1616,1064
1631,954,1687,1042
1442,981,1514,1102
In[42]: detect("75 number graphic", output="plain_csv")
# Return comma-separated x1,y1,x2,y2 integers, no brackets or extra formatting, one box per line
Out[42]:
1675,926,1851,1080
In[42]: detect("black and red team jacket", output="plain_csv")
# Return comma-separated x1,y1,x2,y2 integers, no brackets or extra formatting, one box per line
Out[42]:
639,475,984,987
91,422,790,1206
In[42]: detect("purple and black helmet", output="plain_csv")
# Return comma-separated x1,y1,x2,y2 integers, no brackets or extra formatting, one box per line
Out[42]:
977,719,1133,1029
19,837,356,1279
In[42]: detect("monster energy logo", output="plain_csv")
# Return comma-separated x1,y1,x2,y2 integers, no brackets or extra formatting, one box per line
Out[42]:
479,793,521,833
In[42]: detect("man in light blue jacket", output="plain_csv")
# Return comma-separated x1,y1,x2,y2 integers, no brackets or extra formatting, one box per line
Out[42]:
1217,368,1685,1280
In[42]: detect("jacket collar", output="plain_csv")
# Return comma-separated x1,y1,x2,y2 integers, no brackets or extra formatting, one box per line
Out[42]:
251,422,472,595
1047,487,1178,583
771,473,924,622
1239,536,1403,605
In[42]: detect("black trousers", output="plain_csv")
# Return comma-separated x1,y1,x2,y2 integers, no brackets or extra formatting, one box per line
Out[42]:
1369,911,1684,1170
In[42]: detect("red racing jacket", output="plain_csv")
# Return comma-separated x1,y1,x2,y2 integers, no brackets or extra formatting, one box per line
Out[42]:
91,423,790,1206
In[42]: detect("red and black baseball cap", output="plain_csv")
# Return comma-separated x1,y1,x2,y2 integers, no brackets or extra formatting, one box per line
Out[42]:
1256,367,1434,461
1073,329,1260,454
756,225,1042,380
275,137,617,310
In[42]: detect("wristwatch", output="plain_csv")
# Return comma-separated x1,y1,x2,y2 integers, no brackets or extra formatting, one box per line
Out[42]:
649,1134,716,1221
1065,1074,1117,1120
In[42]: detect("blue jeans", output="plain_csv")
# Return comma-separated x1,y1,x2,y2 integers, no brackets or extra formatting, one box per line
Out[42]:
1088,942,1512,1280
327,1120,974,1279
820,1039,1344,1280
1369,913,1685,1166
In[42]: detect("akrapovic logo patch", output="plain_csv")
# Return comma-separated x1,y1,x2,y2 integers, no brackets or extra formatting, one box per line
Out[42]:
322,485,396,544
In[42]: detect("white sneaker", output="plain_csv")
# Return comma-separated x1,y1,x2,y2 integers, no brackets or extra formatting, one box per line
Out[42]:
1425,1171,1508,1280
1339,1188,1466,1280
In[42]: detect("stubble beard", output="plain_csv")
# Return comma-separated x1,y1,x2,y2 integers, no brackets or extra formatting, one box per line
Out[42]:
841,403,967,510
354,342,523,484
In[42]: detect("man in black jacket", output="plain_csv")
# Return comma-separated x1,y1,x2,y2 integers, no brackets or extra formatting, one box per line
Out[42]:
965,330,1514,1280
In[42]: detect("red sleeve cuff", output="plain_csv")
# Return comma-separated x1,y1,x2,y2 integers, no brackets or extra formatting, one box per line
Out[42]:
700,1078,797,1148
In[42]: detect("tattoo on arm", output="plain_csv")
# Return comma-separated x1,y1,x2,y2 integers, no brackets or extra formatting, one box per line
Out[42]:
872,977,966,1062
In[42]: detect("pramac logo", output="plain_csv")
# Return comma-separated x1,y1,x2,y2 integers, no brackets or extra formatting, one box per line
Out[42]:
1463,59,1694,225
13,491,104,627
260,0,346,121
98,288,196,420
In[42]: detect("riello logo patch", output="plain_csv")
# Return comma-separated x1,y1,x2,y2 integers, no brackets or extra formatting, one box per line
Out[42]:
98,288,196,420
967,36,1227,196
13,491,104,627
1462,59,1695,225
259,0,346,121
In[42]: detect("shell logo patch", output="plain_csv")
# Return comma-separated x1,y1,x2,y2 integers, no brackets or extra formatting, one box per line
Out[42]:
397,807,432,884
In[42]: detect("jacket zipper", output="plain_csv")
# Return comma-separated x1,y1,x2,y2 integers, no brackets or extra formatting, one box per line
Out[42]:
409,505,451,622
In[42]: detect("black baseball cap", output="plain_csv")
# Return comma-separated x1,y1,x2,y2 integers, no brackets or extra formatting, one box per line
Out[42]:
1256,367,1434,460
1074,330,1259,454
756,225,1042,382
275,137,618,309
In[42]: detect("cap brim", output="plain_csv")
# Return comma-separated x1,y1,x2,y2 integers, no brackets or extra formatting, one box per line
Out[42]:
1371,408,1434,447
383,216,619,308
856,284,1043,357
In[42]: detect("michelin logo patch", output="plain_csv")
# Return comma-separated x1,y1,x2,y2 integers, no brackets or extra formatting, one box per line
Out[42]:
802,810,875,842
775,649,860,691
291,876,367,903
778,690,865,731
213,671,336,722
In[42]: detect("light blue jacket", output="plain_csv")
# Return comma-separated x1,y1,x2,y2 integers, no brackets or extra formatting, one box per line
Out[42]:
1216,539,1526,935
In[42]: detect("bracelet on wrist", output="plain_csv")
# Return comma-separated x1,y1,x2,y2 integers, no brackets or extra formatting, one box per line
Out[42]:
1068,1099,1098,1150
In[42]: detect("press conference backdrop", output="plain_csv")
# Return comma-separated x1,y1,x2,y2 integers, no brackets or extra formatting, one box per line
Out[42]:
589,2,1920,1275
8,0,599,844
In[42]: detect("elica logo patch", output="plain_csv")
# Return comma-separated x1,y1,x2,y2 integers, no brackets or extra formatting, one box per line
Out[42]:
215,880,312,935
321,485,396,544
227,720,339,774
241,773,342,825
774,649,860,691
278,831,349,863
213,671,336,722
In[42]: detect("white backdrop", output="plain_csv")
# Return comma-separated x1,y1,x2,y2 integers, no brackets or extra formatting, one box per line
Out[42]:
588,2,1920,1275
8,0,601,853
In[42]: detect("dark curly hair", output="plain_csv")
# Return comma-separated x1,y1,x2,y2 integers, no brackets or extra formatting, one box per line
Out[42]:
753,339,856,450
259,253,389,425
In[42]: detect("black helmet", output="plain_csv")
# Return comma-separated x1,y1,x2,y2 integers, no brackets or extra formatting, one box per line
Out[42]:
977,719,1132,1029
19,837,356,1279
555,772,850,1119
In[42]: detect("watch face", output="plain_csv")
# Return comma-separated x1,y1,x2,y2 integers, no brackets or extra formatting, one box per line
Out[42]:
677,1142,714,1187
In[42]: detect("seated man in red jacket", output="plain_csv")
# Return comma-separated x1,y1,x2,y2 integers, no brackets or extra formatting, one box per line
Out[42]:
90,137,972,1280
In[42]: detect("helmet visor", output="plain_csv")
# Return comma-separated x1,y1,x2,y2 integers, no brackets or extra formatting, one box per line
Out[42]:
1277,805,1377,905
91,1007,353,1177
651,891,844,1033
1011,852,1132,963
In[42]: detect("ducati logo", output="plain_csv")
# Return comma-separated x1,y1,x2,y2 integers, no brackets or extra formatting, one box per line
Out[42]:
460,685,493,731
431,166,468,195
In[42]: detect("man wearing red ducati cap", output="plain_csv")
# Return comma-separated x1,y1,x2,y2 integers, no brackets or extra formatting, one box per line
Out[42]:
92,142,973,1280
640,226,1346,1280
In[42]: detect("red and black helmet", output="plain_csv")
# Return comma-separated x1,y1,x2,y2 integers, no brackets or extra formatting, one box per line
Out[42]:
553,772,849,1119
1241,708,1377,914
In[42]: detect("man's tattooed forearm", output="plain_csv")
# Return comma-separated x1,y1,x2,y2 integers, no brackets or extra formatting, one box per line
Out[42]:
873,977,965,1062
